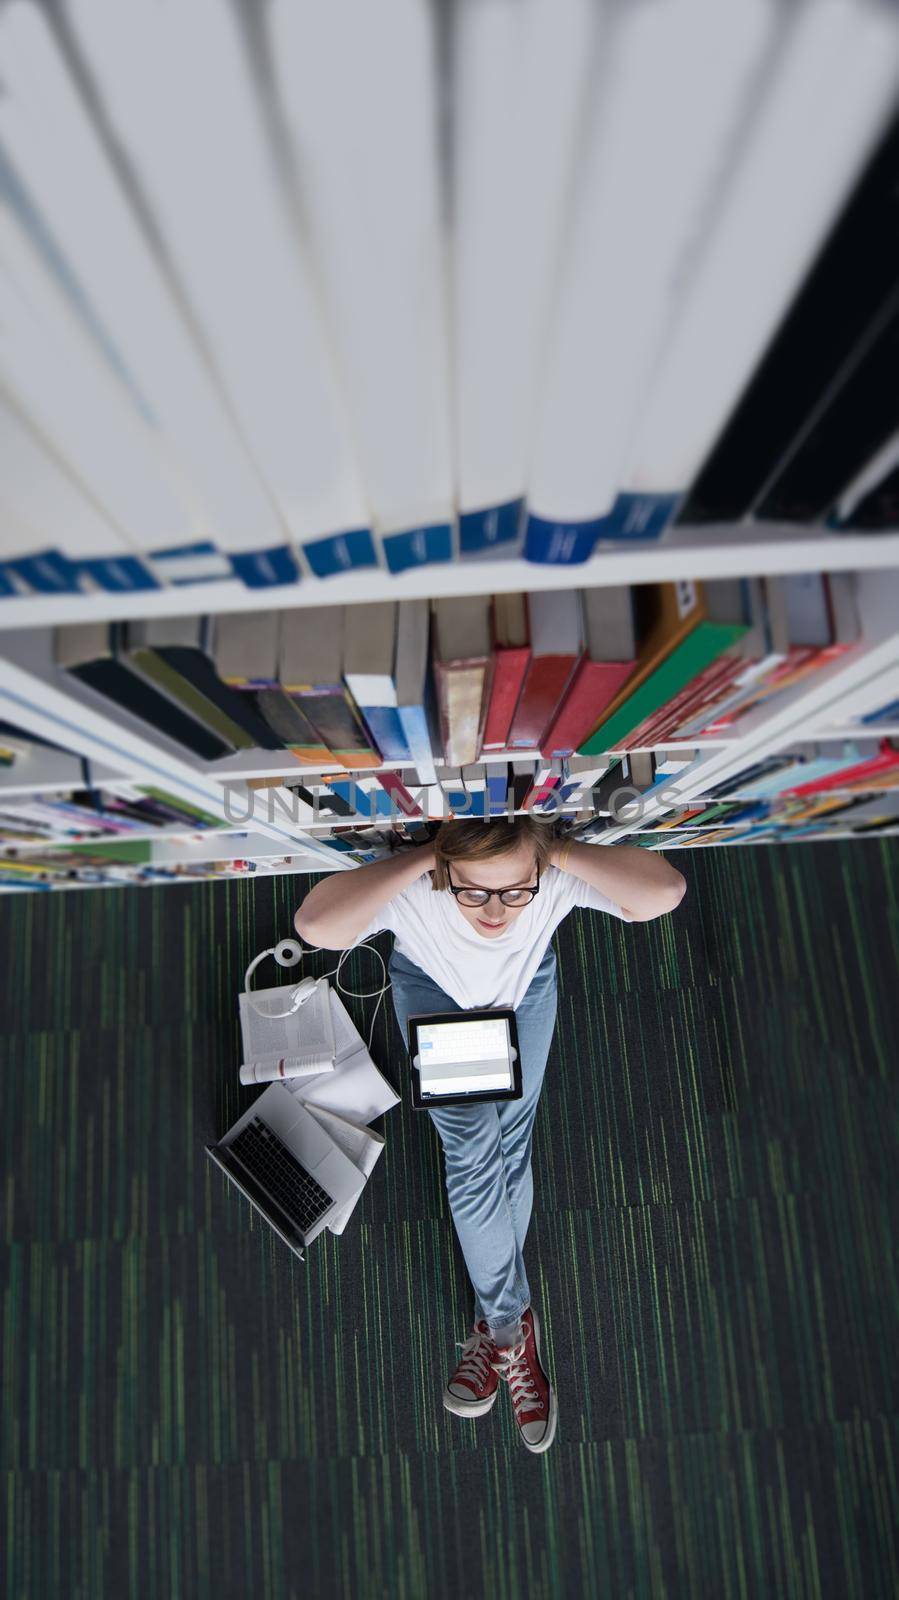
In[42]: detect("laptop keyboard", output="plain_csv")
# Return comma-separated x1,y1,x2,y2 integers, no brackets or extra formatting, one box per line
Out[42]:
229,1117,334,1234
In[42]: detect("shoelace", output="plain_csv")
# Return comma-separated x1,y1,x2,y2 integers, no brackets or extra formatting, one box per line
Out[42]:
454,1326,496,1389
492,1327,541,1414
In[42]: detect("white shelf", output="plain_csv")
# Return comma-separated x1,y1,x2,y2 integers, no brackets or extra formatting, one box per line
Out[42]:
0,750,127,795
810,724,899,740
2,526,898,630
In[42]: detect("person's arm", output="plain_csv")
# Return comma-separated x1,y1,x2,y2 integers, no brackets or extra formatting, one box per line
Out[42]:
549,838,686,921
294,842,436,949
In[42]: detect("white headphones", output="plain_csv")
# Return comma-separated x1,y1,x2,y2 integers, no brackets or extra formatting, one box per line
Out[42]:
242,935,391,1041
243,939,319,1018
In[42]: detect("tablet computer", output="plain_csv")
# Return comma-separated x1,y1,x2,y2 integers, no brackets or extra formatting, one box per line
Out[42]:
408,1009,522,1109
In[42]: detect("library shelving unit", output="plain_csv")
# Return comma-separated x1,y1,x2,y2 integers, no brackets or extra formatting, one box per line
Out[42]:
1,535,898,892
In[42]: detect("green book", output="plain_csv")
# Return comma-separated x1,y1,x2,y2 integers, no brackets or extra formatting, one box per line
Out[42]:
127,648,252,751
579,621,748,755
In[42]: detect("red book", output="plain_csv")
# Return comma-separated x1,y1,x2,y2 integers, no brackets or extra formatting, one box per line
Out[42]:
376,770,423,817
783,741,899,798
541,659,634,757
631,655,747,747
507,591,584,750
481,594,530,751
540,585,636,756
522,773,560,811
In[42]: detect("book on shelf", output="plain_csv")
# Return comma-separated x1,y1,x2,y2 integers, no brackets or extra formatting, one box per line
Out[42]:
212,611,280,689
395,599,439,788
250,688,332,765
623,579,763,747
481,595,531,752
125,616,282,752
579,582,748,755
56,622,232,761
279,606,381,769
682,108,899,525
758,300,899,525
701,573,859,732
833,429,899,531
506,591,583,750
432,595,493,767
343,602,411,763
861,696,899,726
781,739,899,797
540,586,636,758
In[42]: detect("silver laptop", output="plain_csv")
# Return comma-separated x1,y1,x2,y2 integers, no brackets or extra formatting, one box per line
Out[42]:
206,1083,365,1260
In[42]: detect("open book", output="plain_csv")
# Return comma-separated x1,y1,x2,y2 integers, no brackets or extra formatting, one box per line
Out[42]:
238,977,336,1078
305,1106,385,1234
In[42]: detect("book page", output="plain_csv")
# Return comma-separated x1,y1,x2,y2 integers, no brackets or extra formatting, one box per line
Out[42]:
238,977,335,1065
306,1105,385,1235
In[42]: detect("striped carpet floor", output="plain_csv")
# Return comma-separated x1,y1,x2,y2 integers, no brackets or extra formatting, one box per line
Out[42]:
1,841,897,1599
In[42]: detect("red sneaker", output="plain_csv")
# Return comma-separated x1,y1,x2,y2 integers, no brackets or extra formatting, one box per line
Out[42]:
492,1308,558,1452
443,1320,500,1417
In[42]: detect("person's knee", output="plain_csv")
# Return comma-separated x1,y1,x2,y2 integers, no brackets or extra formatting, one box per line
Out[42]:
442,1132,504,1189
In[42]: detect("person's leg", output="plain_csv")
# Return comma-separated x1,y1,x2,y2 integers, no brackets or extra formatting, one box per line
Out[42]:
388,950,528,1343
496,947,558,1256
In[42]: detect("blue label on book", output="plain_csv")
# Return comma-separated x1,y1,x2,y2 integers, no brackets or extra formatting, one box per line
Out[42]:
149,541,234,584
486,774,510,815
459,500,523,555
76,555,160,591
229,544,301,588
383,522,453,574
359,707,412,763
302,528,378,577
445,788,487,817
1,549,82,592
601,492,681,540
523,514,605,564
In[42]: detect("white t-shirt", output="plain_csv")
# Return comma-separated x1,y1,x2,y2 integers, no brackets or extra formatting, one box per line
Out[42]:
355,866,632,1009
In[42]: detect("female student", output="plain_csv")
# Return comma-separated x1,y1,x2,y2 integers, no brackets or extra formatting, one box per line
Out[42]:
295,817,685,1453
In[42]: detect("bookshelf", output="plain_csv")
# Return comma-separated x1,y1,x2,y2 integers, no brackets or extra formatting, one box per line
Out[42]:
3,526,899,632
1,566,897,891
2,5,899,890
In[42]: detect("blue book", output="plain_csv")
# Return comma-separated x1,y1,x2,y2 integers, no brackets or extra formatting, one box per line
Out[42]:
381,521,453,574
302,528,379,577
228,545,302,588
1,550,82,594
76,556,160,592
147,542,233,586
486,773,509,815
599,492,682,541
358,707,412,764
862,698,899,725
445,788,487,818
459,499,523,557
524,513,606,565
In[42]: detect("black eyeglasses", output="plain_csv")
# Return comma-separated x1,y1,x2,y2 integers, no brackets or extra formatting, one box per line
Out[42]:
446,862,541,909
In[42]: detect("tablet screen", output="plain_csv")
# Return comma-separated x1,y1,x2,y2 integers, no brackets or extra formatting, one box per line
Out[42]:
416,1015,514,1097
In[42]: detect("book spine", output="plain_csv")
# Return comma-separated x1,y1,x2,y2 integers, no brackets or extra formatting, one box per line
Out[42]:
599,492,682,541
523,514,605,564
378,521,454,575
481,647,531,751
540,659,634,758
458,499,523,557
301,527,380,577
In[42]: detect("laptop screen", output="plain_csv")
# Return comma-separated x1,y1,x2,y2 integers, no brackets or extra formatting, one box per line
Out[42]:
416,1015,514,1097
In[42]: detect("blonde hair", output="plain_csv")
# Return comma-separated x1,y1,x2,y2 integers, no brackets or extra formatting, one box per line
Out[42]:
431,816,553,891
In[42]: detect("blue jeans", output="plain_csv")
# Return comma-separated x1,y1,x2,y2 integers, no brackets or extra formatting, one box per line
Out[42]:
389,945,558,1345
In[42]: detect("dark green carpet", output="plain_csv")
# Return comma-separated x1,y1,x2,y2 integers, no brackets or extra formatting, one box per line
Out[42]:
1,841,897,1599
